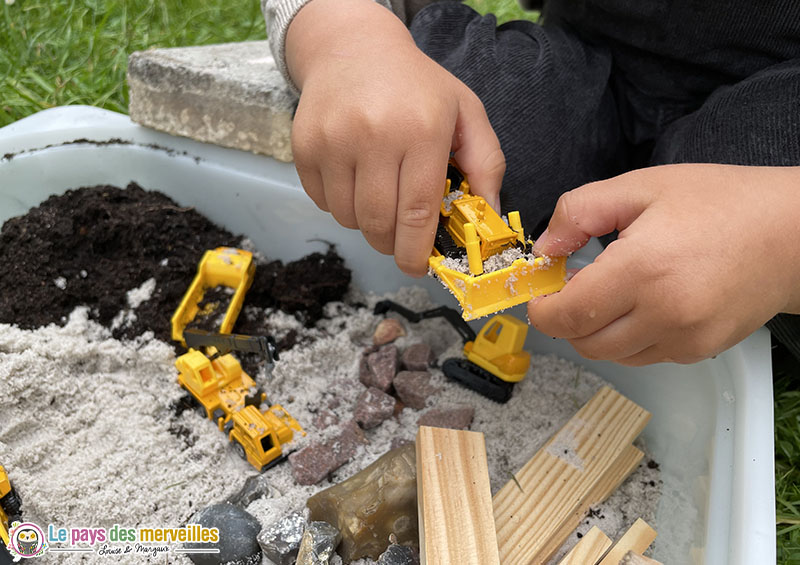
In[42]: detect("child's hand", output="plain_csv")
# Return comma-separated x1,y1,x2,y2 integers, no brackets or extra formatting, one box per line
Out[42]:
286,0,505,276
529,164,800,365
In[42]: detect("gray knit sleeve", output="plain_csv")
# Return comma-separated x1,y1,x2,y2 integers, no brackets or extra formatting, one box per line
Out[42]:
262,0,393,92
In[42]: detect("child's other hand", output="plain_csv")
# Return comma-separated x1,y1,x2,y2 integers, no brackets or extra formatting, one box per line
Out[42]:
286,0,505,276
529,164,800,365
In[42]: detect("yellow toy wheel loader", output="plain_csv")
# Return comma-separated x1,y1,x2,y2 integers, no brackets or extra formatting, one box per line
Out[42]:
373,300,530,403
172,247,304,472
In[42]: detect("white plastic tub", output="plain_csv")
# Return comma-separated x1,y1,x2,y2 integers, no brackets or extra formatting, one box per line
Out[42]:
0,107,775,564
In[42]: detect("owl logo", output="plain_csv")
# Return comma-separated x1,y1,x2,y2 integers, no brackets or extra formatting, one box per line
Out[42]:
7,521,46,559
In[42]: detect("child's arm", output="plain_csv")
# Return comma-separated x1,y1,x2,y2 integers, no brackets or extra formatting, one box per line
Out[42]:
528,164,800,365
283,0,505,276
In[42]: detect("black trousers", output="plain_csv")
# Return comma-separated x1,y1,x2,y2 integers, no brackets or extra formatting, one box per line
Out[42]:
410,2,800,358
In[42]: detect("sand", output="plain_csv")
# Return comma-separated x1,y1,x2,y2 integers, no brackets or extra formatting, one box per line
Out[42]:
0,284,664,565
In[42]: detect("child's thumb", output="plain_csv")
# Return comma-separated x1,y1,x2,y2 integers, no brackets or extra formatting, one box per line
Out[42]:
451,91,505,212
534,173,654,256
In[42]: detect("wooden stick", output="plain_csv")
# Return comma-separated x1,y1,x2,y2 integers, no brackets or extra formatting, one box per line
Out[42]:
416,426,500,565
537,444,643,563
493,386,651,565
598,519,658,565
557,526,612,565
619,550,663,565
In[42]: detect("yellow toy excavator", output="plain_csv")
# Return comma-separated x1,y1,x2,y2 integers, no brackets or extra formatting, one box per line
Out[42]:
374,300,530,403
429,161,567,320
172,247,304,472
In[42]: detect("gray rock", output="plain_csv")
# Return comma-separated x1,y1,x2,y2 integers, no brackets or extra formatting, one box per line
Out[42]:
128,42,296,162
296,521,342,565
257,512,306,565
417,405,474,430
226,474,279,508
377,544,420,565
184,503,261,565
354,387,396,429
360,345,399,391
400,343,435,371
392,371,438,410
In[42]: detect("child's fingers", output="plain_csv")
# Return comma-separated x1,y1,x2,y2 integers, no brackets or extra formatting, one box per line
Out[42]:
567,312,656,361
534,173,655,257
296,163,328,212
451,90,505,212
354,155,400,255
394,146,449,277
527,245,636,339
321,161,358,229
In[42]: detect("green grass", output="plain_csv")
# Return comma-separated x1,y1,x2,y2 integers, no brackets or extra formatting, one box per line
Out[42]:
1,0,799,561
0,0,266,126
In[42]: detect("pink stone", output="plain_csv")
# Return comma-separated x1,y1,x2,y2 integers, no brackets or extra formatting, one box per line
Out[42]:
360,345,399,392
313,409,339,430
328,419,369,467
393,371,439,410
354,387,397,429
400,343,435,371
289,443,337,485
417,405,474,430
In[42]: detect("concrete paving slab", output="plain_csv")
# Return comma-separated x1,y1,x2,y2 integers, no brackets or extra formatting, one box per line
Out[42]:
128,41,296,162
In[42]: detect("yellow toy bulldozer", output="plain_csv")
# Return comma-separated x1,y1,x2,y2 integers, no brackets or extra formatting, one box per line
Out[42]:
429,162,566,320
172,247,304,472
0,465,22,562
374,300,530,403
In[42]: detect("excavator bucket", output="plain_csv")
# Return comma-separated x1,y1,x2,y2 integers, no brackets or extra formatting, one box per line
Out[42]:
429,253,567,321
171,247,255,345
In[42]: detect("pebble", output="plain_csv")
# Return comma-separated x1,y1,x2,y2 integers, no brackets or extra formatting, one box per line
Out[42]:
257,512,306,565
296,521,342,565
184,503,261,565
225,473,279,508
373,318,406,345
417,405,474,430
400,343,435,371
377,544,420,565
354,387,397,429
289,443,337,486
360,345,399,391
393,371,438,410
328,419,369,467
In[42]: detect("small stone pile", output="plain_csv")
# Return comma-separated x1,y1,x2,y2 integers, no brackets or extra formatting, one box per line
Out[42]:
288,316,475,486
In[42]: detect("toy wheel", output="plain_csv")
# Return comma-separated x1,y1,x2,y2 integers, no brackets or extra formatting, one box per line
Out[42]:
196,404,208,419
0,487,22,518
232,441,247,461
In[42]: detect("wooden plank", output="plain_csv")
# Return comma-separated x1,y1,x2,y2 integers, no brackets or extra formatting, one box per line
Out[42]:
598,519,658,565
538,444,644,564
416,426,500,565
619,550,663,565
557,526,612,565
493,386,651,565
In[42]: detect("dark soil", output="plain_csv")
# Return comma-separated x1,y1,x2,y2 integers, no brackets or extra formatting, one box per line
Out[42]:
0,184,352,362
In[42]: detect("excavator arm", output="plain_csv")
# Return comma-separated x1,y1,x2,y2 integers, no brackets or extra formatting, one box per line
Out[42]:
373,300,476,344
184,329,279,363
